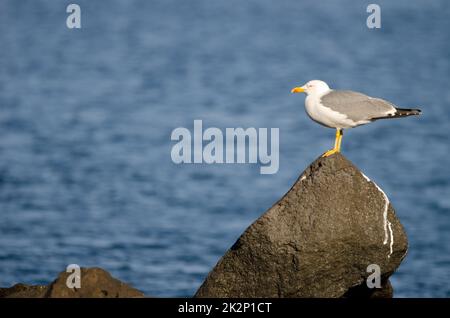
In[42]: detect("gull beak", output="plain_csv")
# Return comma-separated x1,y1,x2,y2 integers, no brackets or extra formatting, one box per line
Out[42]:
291,86,305,93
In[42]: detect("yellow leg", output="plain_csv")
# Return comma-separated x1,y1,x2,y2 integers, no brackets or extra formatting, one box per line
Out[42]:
322,129,343,157
336,129,343,152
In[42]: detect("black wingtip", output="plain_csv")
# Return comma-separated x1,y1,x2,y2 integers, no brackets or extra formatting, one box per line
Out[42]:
395,108,422,117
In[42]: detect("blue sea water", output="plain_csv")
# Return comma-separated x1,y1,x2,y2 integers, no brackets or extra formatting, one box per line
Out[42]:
0,0,449,297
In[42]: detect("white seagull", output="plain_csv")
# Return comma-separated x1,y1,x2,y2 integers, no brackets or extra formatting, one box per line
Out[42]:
291,80,421,157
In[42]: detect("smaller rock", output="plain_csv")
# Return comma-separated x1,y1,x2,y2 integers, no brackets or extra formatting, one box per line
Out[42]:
0,283,47,298
0,267,145,298
45,267,144,298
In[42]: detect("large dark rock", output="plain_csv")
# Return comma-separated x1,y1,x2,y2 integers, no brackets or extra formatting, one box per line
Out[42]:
195,153,408,298
1,267,144,298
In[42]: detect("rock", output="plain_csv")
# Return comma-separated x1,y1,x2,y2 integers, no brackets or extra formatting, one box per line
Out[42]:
195,153,408,298
343,279,393,298
0,267,144,298
45,267,144,298
0,284,47,298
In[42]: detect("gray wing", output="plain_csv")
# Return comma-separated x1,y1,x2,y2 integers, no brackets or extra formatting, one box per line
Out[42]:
320,90,397,122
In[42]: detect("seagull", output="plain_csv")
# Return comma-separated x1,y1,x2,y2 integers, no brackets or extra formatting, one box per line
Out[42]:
291,80,421,157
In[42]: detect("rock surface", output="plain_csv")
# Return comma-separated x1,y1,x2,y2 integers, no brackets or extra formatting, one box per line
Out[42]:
0,267,144,298
0,284,47,298
195,153,408,298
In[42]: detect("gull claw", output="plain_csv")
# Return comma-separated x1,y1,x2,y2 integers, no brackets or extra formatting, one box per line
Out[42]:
321,149,339,157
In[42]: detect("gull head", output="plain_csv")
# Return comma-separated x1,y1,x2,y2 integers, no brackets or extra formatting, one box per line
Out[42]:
291,80,330,96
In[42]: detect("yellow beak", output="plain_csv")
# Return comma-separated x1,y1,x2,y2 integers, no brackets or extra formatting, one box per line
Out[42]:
291,86,305,93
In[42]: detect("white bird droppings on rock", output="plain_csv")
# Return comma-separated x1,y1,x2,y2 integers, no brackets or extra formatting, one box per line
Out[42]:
388,222,394,258
361,172,394,258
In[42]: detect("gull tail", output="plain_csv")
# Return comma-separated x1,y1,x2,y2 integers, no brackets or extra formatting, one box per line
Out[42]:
373,107,422,121
393,107,422,117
